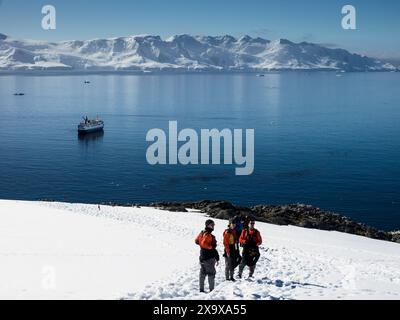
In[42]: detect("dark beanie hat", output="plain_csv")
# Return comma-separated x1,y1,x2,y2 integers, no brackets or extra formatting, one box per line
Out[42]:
205,219,215,227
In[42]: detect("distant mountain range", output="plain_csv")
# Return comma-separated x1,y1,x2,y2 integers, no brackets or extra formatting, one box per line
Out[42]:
0,33,397,73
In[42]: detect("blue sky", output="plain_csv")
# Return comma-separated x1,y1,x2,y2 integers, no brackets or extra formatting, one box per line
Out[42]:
0,0,399,58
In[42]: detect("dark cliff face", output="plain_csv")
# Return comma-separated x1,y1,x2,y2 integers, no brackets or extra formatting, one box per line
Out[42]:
148,200,397,243
0,33,8,40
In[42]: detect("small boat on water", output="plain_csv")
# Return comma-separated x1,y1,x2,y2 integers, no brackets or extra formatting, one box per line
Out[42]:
256,74,265,77
84,81,91,84
78,117,104,134
14,93,25,96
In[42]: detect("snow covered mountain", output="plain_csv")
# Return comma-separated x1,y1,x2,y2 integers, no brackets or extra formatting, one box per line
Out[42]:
0,33,396,72
1,200,400,300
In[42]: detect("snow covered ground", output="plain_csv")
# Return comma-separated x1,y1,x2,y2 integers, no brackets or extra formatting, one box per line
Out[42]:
0,200,399,300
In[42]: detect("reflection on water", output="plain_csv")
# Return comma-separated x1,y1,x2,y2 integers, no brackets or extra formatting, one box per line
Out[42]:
78,131,104,145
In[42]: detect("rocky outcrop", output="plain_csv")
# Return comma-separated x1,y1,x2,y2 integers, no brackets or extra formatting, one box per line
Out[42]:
250,204,392,241
390,231,400,243
149,202,188,213
149,200,396,243
41,198,398,243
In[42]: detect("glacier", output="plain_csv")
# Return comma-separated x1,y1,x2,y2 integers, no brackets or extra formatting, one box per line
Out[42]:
0,33,396,73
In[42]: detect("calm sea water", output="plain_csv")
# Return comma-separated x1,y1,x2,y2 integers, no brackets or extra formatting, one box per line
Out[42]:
0,73,399,230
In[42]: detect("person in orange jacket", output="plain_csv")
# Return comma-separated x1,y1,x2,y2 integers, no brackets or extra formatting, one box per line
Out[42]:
195,219,220,293
238,218,262,279
223,219,241,281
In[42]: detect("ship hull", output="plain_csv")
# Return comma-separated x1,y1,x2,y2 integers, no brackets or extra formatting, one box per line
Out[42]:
78,124,104,134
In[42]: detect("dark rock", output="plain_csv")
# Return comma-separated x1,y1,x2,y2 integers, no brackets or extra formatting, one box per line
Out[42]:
251,203,393,241
149,200,395,243
150,202,188,213
182,200,253,220
390,231,400,243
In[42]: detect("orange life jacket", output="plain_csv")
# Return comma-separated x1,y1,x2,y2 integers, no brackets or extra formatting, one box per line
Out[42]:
240,228,262,247
195,230,217,250
223,229,239,255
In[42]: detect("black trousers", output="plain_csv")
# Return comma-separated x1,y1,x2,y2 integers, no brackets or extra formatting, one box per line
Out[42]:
238,259,256,277
238,247,260,277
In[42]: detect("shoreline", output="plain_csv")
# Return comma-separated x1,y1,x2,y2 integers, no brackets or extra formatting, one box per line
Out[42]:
148,201,400,243
35,198,400,243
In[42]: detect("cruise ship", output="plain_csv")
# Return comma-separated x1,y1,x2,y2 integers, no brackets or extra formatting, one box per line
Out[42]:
78,117,104,134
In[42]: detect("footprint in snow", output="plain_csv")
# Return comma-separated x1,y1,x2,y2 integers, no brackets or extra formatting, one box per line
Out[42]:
233,287,243,297
251,293,262,299
274,279,284,287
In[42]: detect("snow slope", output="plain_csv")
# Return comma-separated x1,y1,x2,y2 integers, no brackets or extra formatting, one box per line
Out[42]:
0,33,396,72
0,200,399,300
